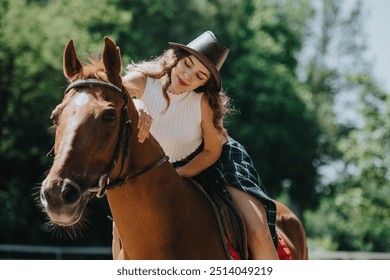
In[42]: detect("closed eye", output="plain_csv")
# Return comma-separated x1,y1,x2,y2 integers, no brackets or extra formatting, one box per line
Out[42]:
197,74,205,80
187,57,208,80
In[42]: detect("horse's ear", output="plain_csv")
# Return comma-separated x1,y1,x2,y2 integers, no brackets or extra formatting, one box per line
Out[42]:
103,36,122,85
63,39,83,80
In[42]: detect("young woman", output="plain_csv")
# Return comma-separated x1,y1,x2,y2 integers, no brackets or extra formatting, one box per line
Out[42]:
124,31,278,259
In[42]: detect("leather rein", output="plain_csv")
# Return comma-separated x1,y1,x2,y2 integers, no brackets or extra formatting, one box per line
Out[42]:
50,78,169,198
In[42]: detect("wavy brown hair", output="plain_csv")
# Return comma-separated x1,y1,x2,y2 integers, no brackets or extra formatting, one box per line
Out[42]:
126,48,231,137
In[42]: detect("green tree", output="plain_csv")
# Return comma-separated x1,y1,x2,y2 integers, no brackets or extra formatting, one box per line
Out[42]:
301,0,390,252
216,0,320,212
305,75,390,251
300,0,370,183
116,0,210,61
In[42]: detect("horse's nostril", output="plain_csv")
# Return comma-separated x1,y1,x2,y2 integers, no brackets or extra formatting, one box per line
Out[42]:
42,188,52,202
61,183,81,204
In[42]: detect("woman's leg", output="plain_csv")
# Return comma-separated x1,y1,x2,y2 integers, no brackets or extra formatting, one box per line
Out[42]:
226,186,279,260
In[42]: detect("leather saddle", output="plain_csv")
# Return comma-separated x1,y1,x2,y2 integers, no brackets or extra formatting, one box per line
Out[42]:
186,178,249,260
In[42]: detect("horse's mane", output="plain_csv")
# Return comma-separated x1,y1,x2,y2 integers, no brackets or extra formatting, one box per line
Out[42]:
74,56,109,81
72,56,137,97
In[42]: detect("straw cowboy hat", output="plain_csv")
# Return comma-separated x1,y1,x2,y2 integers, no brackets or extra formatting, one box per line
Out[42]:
169,31,230,91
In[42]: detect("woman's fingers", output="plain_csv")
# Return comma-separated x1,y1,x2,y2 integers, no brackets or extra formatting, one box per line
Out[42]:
137,109,153,143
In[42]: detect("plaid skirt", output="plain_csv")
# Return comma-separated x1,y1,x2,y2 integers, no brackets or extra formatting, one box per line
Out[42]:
173,136,278,248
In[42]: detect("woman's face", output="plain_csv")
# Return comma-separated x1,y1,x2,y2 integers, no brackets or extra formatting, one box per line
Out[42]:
169,55,211,94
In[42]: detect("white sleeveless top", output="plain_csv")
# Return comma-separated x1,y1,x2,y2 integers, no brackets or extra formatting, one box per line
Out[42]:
140,77,203,162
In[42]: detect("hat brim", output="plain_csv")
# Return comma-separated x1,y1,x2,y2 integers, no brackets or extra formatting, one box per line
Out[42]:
169,42,222,91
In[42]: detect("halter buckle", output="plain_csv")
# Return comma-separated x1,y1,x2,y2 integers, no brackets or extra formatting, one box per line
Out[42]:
96,174,110,198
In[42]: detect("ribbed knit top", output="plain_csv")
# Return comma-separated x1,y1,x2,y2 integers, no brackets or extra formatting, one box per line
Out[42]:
140,77,203,162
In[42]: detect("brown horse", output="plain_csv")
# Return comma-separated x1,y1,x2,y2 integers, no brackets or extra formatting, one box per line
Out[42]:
39,37,308,260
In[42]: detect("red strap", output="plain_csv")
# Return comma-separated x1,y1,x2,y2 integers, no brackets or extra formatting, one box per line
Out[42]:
225,235,292,260
277,235,293,260
226,237,241,260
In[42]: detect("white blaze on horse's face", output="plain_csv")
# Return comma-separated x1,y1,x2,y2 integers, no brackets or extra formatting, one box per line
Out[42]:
56,92,90,165
40,91,94,226
74,92,89,106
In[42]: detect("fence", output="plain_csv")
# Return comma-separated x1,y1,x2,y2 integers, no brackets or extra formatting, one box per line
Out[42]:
309,250,390,260
1,244,389,260
0,244,111,260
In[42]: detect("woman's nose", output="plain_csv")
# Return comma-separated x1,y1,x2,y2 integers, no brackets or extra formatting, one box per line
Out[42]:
183,68,193,78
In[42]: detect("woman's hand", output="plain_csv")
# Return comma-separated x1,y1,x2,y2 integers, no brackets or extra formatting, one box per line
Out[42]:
133,99,153,143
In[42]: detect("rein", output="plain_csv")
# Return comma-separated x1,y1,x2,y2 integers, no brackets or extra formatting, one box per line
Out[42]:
58,78,169,197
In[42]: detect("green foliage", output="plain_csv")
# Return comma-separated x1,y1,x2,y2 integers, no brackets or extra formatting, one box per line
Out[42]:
301,0,390,252
220,0,319,211
116,0,212,62
305,73,390,252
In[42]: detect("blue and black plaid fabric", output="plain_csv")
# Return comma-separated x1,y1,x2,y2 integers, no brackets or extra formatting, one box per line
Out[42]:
173,136,278,248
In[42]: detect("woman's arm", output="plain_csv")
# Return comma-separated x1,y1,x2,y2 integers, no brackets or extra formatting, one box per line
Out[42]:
123,71,151,142
123,70,147,99
176,95,224,177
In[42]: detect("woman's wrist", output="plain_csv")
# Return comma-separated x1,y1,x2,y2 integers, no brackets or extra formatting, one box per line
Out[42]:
176,167,193,178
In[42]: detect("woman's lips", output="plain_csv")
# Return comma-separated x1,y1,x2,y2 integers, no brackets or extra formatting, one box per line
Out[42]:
178,77,187,87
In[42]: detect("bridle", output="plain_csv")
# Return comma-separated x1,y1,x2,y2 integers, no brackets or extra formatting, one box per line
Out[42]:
50,78,169,198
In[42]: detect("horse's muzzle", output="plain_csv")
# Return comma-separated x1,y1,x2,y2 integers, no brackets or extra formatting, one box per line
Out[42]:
40,177,85,226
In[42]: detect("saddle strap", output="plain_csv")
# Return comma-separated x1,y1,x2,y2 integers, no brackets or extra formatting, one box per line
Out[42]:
186,178,233,259
208,189,248,260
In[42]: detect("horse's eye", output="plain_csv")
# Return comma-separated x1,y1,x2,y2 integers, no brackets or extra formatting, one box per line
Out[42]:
50,104,63,126
103,110,117,122
50,114,59,126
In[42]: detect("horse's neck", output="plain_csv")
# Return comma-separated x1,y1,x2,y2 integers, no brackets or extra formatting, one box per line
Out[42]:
108,132,186,216
106,138,187,251
106,136,229,259
129,136,167,175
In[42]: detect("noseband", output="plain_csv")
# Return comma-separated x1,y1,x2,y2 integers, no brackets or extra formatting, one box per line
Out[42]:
59,78,168,197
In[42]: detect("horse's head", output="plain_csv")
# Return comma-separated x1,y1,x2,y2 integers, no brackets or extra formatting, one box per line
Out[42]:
40,37,132,227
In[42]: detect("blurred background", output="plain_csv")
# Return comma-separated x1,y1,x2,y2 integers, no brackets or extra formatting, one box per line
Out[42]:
0,0,389,259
